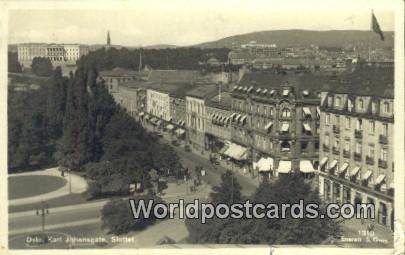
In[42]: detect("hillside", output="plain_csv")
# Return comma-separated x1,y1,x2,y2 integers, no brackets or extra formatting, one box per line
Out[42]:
195,30,394,49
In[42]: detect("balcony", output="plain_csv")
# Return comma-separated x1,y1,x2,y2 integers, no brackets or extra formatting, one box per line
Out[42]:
353,152,362,161
379,135,388,144
332,147,340,155
366,156,374,165
333,125,340,134
343,150,350,158
378,159,388,169
354,129,363,139
323,144,330,152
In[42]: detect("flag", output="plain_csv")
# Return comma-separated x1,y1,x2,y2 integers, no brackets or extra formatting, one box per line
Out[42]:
371,11,384,41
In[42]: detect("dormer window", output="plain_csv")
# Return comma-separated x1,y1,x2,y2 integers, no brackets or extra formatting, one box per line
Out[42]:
247,86,253,93
269,89,275,95
256,88,262,93
383,102,390,113
302,90,309,96
262,89,268,95
282,89,290,96
371,101,377,114
335,96,342,107
327,96,333,107
358,99,364,110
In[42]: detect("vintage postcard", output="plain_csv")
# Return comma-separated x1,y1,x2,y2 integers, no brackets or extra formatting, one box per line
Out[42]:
0,0,404,254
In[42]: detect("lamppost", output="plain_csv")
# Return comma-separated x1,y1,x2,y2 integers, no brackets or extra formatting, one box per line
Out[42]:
36,201,49,233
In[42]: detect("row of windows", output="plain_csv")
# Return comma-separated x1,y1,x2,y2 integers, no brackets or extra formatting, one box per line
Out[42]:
327,96,391,114
325,114,389,136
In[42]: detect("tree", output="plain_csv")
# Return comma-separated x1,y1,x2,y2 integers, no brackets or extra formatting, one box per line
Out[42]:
101,195,162,235
209,170,242,204
31,57,53,76
8,51,22,73
186,174,341,245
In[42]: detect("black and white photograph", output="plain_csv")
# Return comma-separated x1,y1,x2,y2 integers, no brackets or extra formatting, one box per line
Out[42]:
1,0,404,254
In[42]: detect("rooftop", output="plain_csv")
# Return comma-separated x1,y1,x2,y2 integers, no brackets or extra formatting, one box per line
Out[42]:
207,92,232,110
322,66,394,98
186,84,219,100
147,70,201,84
99,67,139,77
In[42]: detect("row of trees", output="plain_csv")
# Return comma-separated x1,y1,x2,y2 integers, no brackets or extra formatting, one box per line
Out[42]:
185,172,341,244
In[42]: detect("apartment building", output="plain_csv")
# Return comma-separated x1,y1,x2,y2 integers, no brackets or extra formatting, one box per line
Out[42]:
228,71,322,176
318,66,394,230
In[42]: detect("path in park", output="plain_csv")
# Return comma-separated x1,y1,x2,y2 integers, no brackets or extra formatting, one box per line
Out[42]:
9,168,88,206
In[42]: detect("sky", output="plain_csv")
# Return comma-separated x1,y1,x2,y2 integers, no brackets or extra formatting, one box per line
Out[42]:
7,0,397,47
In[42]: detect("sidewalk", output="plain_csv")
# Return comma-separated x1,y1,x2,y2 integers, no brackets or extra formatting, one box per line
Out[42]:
9,167,88,206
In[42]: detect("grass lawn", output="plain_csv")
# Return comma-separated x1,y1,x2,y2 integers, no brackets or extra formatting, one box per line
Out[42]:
8,175,67,200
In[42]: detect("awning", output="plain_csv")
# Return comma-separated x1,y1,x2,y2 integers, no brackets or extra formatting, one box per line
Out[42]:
303,107,311,116
281,123,290,132
300,160,316,173
320,157,328,167
389,182,395,189
177,120,182,125
219,144,230,154
278,160,291,173
224,143,248,161
166,124,175,130
282,89,290,96
156,120,163,126
144,115,150,120
235,114,242,122
362,170,372,181
225,117,230,124
303,123,311,132
328,160,338,169
240,115,247,123
350,166,360,177
175,128,185,136
212,113,217,120
230,113,236,120
265,121,273,131
253,157,274,172
375,175,386,185
317,107,321,117
139,112,145,116
338,162,349,174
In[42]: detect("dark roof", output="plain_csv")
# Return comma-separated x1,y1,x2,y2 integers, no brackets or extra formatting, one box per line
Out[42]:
322,66,394,98
99,67,139,77
236,70,326,99
147,70,200,84
148,83,196,98
186,84,218,99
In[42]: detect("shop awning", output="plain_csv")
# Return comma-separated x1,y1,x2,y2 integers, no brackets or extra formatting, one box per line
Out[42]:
139,112,145,116
281,123,290,132
303,107,311,116
212,113,217,120
230,113,236,120
166,124,175,130
350,166,360,177
240,115,247,123
362,170,372,181
303,123,311,132
328,160,338,169
144,114,150,120
175,128,185,136
300,160,315,173
254,157,274,172
219,144,230,154
375,175,386,185
265,121,273,131
224,143,248,161
278,160,291,173
320,157,328,167
338,162,349,174
225,117,230,124
235,114,242,122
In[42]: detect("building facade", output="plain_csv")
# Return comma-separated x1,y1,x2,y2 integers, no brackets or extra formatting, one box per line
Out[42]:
99,68,140,93
147,89,171,122
318,67,394,230
229,71,322,176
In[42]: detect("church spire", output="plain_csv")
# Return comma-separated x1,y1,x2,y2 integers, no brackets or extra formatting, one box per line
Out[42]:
107,30,111,47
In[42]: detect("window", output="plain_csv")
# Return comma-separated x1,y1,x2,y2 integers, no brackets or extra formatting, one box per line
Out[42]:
269,107,273,116
368,145,375,158
344,141,350,152
335,96,341,107
371,101,377,113
383,102,390,113
355,142,362,154
358,99,364,110
380,148,387,161
369,121,375,134
345,117,351,129
315,142,319,150
334,139,340,148
382,123,388,136
334,115,340,124
328,96,333,107
301,141,308,151
356,119,363,130
326,114,331,125
282,108,291,118
325,135,330,146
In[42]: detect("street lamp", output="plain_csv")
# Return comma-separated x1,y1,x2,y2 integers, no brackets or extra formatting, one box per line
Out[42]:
36,201,50,233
